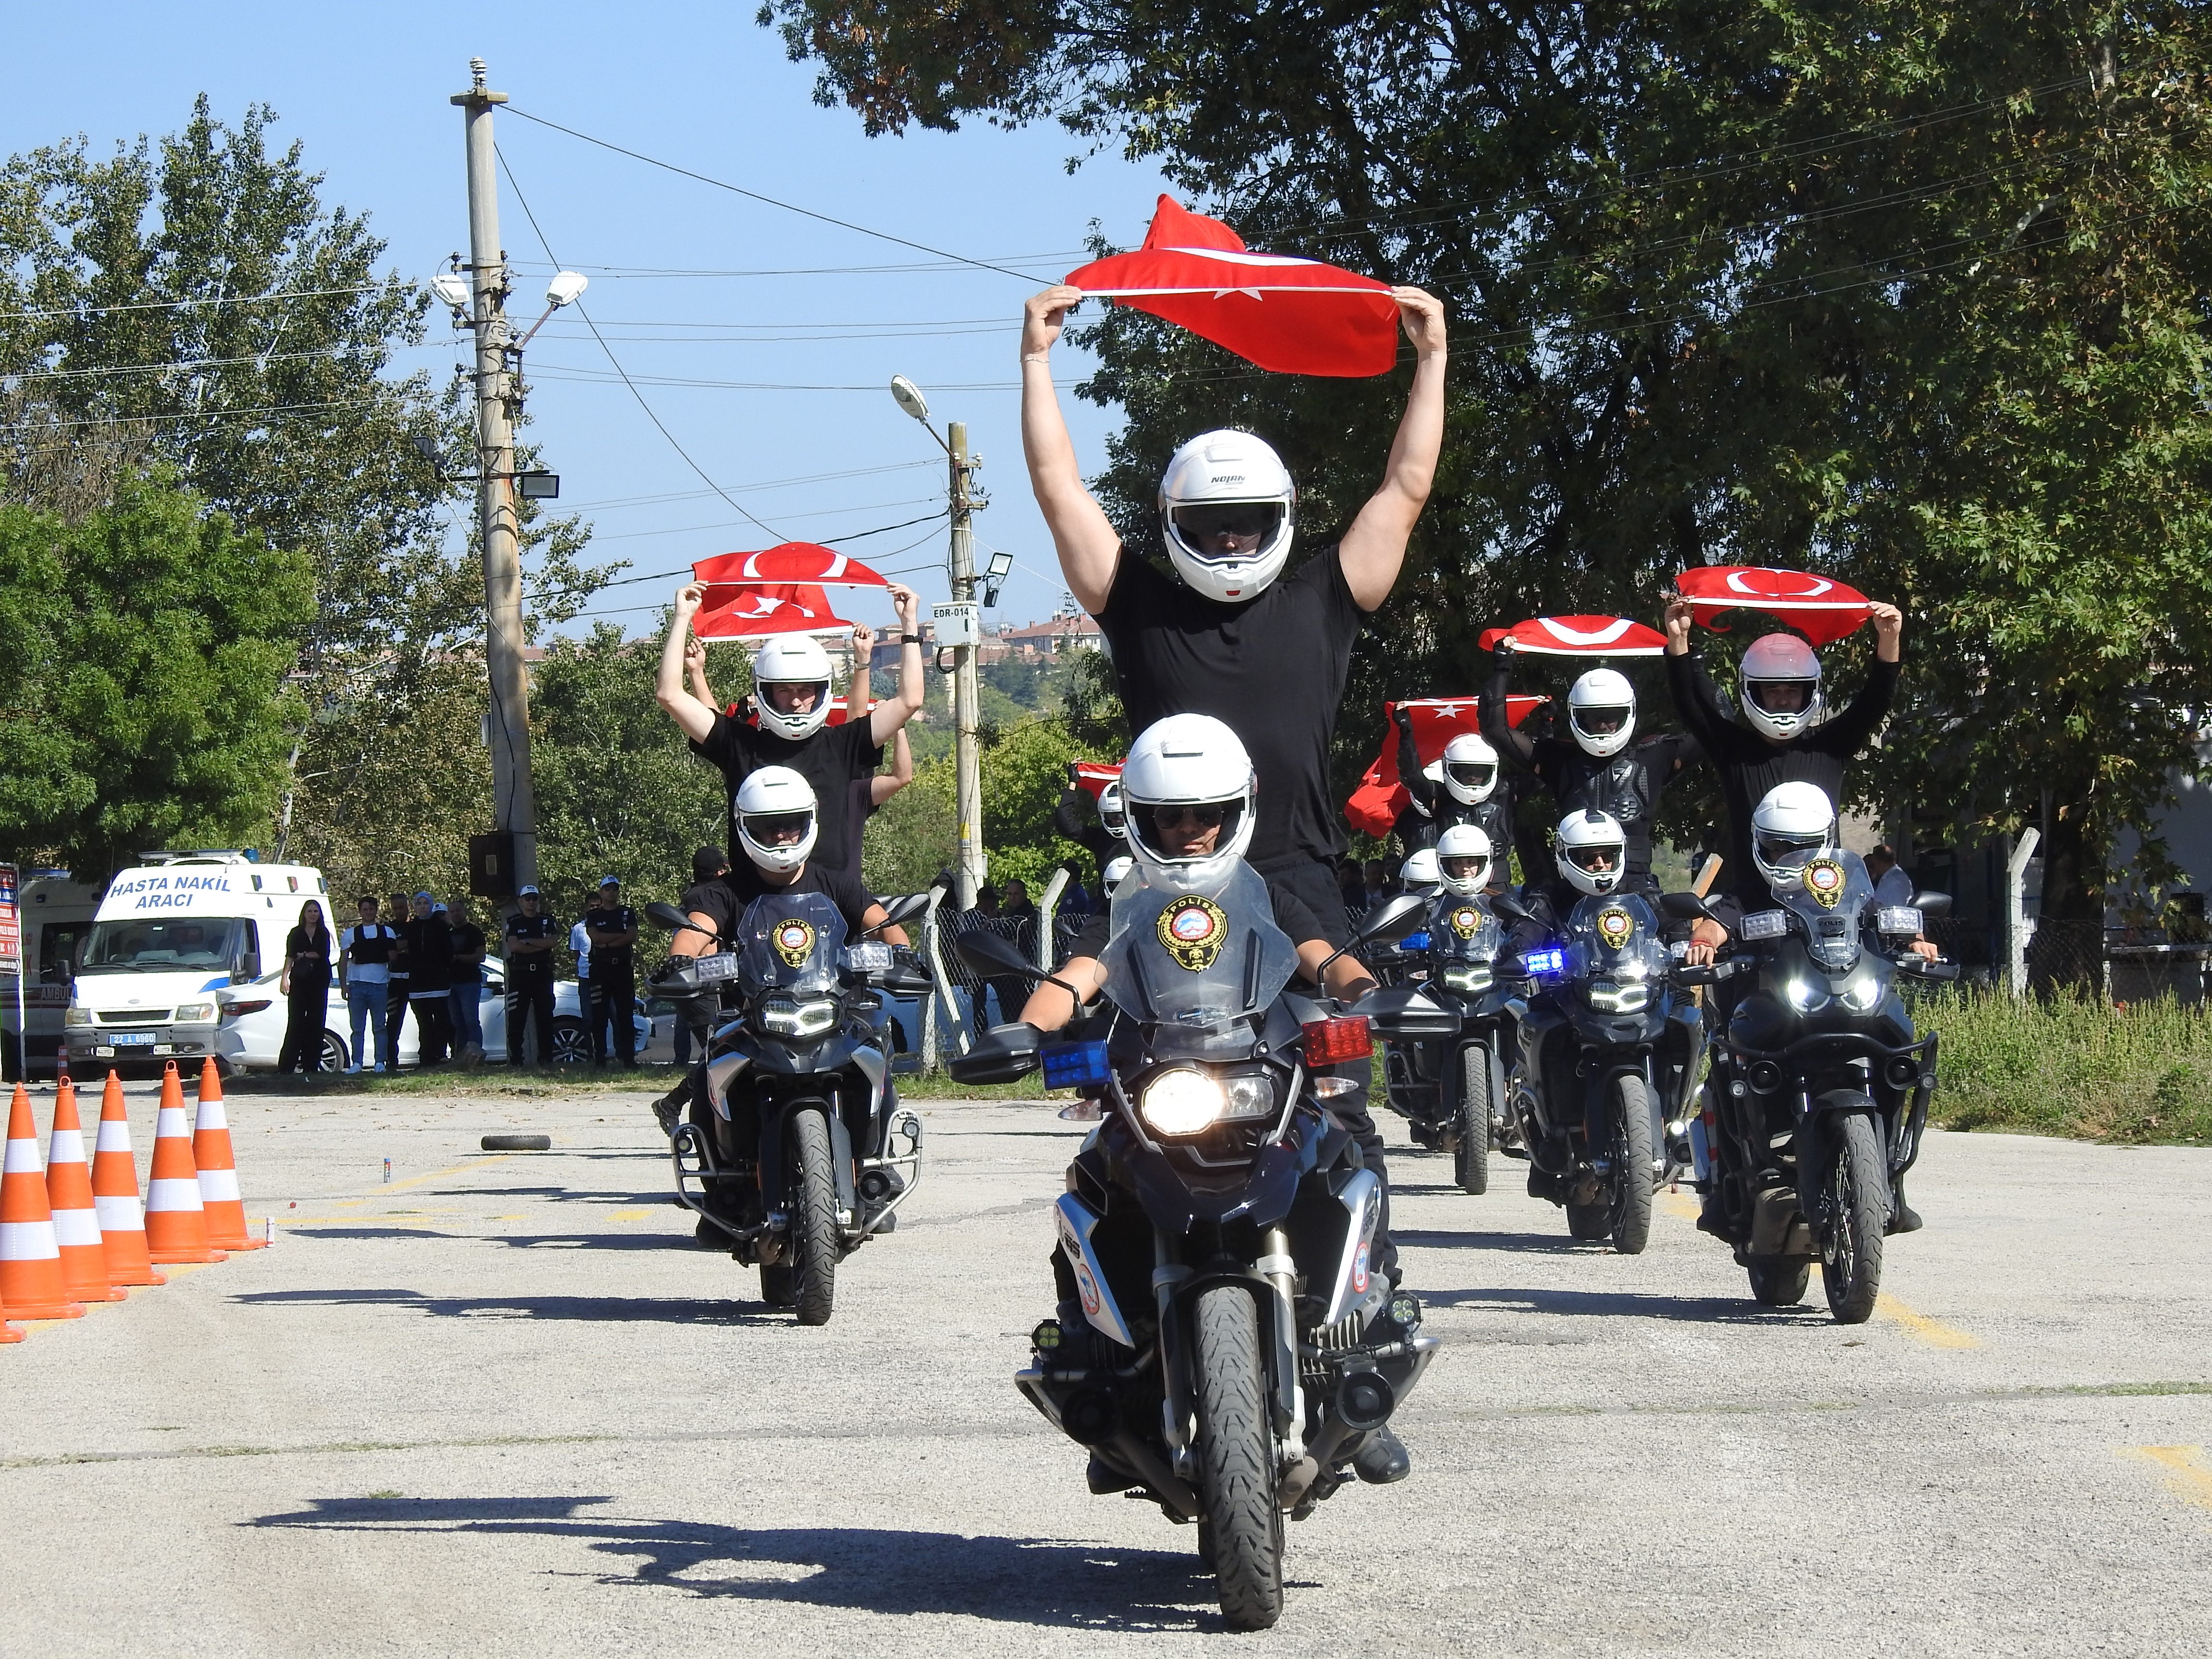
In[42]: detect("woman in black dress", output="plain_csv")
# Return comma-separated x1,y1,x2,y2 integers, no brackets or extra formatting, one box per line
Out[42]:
277,902,335,1075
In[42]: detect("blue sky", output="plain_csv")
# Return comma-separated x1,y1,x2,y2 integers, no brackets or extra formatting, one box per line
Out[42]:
4,1,1173,638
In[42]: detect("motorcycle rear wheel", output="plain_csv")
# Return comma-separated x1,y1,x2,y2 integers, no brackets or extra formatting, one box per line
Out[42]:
1453,1045,1491,1195
1608,1073,1655,1255
1820,1110,1887,1324
1192,1284,1284,1631
788,1109,840,1326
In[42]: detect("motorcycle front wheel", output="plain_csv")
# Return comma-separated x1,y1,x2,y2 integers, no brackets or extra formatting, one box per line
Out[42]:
1819,1108,1887,1324
1454,1044,1491,1195
1192,1284,1285,1631
788,1109,840,1326
1607,1073,1655,1255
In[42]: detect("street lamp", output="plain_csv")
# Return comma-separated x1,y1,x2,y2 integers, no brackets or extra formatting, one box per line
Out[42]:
514,270,589,347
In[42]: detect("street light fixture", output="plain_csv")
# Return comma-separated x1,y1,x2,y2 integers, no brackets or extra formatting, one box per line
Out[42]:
515,269,590,348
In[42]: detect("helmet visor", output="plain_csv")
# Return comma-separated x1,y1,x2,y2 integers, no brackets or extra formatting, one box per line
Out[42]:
1755,827,1828,871
1574,705,1631,737
742,809,815,849
1170,501,1287,556
1441,854,1490,886
1129,797,1246,864
1746,678,1817,716
1444,760,1494,793
761,680,829,715
1566,842,1623,878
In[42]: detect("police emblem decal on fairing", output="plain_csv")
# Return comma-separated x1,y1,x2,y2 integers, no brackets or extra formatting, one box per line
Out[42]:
1450,905,1481,939
771,918,817,967
1351,1242,1370,1296
1595,905,1635,948
1155,895,1229,971
1803,859,1847,909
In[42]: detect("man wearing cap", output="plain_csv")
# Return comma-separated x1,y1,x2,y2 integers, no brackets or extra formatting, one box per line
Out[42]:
583,876,640,1068
402,891,455,1066
502,886,558,1066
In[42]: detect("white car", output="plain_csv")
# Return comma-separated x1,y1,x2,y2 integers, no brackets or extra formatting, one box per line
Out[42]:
215,974,652,1072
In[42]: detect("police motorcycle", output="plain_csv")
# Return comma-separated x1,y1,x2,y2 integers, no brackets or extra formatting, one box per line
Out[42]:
1497,811,1706,1253
944,713,1443,1632
642,892,933,1326
1374,826,1523,1195
1666,783,1957,1323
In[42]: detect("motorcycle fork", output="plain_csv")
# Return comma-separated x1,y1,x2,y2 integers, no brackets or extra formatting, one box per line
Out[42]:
1151,1229,1197,1479
1256,1225,1304,1458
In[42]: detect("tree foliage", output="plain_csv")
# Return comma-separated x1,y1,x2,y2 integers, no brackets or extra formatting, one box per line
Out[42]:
770,2,2212,912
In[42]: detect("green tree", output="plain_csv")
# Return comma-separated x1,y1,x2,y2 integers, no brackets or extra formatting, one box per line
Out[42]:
0,474,313,874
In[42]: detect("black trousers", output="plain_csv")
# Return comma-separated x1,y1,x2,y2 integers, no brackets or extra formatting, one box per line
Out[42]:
385,979,411,1065
277,985,330,1074
589,963,636,1064
408,992,453,1066
506,974,555,1065
1263,856,1395,1280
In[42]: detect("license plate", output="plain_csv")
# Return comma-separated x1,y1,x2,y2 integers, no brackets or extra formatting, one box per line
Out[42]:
109,1031,157,1047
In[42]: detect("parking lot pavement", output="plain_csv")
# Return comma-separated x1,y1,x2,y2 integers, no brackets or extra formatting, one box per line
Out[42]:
3,1079,2210,1656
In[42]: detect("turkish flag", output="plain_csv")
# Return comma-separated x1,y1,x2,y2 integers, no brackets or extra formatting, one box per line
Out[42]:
692,542,890,589
1477,615,1667,656
1072,760,1123,802
692,582,852,641
1676,566,1873,647
1066,196,1400,378
1344,695,1545,838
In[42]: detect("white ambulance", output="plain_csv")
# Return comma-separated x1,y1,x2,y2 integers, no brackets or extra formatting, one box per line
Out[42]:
65,853,329,1074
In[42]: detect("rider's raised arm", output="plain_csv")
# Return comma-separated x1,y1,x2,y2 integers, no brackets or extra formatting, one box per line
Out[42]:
1817,607,1904,756
1338,289,1448,612
1022,287,1122,615
1481,648,1538,768
1395,706,1437,814
867,585,928,745
656,583,720,744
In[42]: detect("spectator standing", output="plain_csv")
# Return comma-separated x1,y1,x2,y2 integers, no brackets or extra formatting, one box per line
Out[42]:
402,892,455,1065
338,895,398,1073
988,878,1040,1029
584,876,639,1067
1865,844,1915,907
568,913,598,1055
446,896,488,1061
502,886,558,1065
276,901,334,1075
673,847,731,1066
384,890,412,1067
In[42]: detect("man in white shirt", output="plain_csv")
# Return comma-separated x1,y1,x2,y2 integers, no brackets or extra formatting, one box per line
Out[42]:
337,894,399,1073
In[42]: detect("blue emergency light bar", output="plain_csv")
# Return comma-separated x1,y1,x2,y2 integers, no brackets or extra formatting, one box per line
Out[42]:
1042,1039,1112,1091
1520,947,1568,979
1401,931,1431,953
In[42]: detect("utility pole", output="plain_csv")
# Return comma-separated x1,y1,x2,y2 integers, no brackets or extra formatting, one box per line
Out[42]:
452,57,540,892
948,421,986,910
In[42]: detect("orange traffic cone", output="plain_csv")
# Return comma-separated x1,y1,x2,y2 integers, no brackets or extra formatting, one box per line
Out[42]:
144,1063,224,1265
91,1071,164,1287
47,1078,124,1303
0,1083,87,1320
192,1059,263,1251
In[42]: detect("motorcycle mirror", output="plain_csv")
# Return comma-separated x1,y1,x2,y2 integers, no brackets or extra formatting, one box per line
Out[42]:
1356,892,1429,946
1487,890,1533,926
644,902,694,930
1911,890,1953,917
1660,890,1713,923
870,892,930,932
954,928,1041,981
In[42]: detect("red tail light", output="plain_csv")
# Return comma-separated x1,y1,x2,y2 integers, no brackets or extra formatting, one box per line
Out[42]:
1302,1014,1372,1066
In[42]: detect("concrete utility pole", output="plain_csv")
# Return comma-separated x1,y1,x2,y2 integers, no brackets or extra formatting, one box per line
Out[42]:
948,421,986,910
452,57,540,891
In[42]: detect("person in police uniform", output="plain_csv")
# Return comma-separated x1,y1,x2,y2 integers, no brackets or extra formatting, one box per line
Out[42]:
583,876,639,1067
502,885,558,1067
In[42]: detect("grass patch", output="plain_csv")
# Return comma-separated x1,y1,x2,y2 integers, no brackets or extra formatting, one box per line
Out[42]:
1921,988,2212,1144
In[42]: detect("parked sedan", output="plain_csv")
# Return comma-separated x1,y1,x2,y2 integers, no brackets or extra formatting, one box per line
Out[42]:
214,974,652,1072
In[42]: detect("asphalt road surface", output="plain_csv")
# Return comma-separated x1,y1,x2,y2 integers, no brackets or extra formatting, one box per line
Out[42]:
4,1079,2210,1656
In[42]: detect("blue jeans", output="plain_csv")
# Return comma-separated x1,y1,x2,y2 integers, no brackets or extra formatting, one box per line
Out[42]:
449,973,485,1054
346,979,390,1068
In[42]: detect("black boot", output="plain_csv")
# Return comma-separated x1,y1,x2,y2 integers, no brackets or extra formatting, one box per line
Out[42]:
1887,1178,1923,1234
1351,1425,1411,1485
651,1086,685,1137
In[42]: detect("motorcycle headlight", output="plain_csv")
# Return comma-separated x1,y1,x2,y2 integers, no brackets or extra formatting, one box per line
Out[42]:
173,1001,218,1023
1785,978,1827,1013
1586,980,1650,1014
65,1007,92,1028
1438,963,1492,994
1139,1068,1274,1137
1839,970,1885,1012
758,995,840,1038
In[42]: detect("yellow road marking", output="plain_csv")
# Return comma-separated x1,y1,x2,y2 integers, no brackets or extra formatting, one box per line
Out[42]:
1660,1189,1700,1222
380,1153,514,1194
609,1208,653,1221
2128,1446,2212,1511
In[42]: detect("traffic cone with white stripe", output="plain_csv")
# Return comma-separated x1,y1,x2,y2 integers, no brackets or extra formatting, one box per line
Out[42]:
47,1078,124,1303
0,1082,86,1320
192,1058,262,1251
91,1071,164,1287
144,1063,224,1265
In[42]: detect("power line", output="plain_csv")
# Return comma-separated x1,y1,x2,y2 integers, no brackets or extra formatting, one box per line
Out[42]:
586,494,941,543
6,344,369,383
563,459,936,513
524,361,1024,394
0,396,385,434
579,513,952,594
503,106,1049,283
0,283,388,322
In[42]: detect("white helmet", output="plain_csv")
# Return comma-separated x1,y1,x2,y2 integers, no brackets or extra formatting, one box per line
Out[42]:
1441,732,1500,805
1098,780,1127,841
1158,429,1297,604
1566,669,1636,758
1101,854,1134,897
734,765,819,874
1435,823,1493,897
1556,809,1628,896
751,633,835,741
1119,713,1256,893
1400,848,1442,896
1740,634,1824,741
1751,781,1839,890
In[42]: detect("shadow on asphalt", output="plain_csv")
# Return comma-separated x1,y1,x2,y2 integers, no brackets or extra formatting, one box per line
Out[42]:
231,1288,796,1325
245,1497,1221,1629
1422,1284,1831,1326
1394,1227,1611,1255
284,1227,687,1251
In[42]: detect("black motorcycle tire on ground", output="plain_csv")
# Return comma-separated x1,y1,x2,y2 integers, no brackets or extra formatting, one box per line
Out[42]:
1454,1045,1491,1195
1608,1073,1655,1255
1747,1257,1812,1306
1565,1202,1611,1239
1191,1284,1285,1632
788,1109,840,1326
1820,1108,1887,1324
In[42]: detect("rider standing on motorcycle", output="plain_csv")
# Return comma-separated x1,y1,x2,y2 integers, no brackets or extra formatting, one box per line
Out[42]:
1393,710,1514,881
1482,649,1698,889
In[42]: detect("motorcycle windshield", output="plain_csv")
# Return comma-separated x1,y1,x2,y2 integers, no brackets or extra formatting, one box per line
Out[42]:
1099,862,1299,1030
1427,894,1504,963
733,891,848,994
1770,849,1873,970
1565,891,1669,983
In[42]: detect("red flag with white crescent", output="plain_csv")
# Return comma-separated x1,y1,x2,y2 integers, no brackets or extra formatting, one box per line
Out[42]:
692,542,890,589
1071,760,1123,803
1344,695,1546,838
1065,196,1400,378
1675,566,1873,647
692,582,853,641
1476,615,1667,657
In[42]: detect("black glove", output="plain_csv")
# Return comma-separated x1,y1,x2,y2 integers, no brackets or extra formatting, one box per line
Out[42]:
1392,704,1413,733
